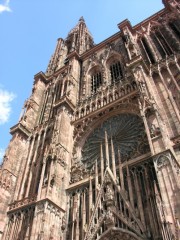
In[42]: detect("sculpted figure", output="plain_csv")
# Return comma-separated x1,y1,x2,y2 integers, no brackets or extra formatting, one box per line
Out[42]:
123,27,139,59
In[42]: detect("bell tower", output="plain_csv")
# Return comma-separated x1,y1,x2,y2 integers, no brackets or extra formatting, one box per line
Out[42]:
66,16,94,54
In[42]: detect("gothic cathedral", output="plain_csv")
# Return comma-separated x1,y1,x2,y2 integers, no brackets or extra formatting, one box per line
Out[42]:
0,0,180,239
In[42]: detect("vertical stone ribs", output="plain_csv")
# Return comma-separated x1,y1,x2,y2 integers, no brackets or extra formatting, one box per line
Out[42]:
68,133,165,240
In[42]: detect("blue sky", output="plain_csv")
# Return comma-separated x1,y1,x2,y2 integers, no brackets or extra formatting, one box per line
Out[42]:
0,0,164,161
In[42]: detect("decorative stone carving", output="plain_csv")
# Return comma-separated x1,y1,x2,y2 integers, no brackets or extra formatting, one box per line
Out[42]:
104,174,112,185
50,174,55,187
81,113,150,167
2,154,8,162
70,159,89,183
133,66,147,95
99,228,139,240
53,129,59,145
36,202,45,213
105,209,115,228
122,27,139,59
168,0,180,13
0,169,13,191
61,214,66,231
156,155,170,170
9,195,37,211
50,143,68,169
104,185,115,208
149,124,161,138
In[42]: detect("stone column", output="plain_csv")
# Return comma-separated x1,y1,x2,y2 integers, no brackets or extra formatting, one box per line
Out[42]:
2,217,13,240
89,176,92,220
25,134,41,198
95,159,99,201
111,138,116,180
8,214,16,240
71,194,78,240
165,62,180,92
154,152,180,237
152,101,171,149
158,66,180,123
144,34,159,61
134,171,145,226
37,159,47,200
16,212,24,239
104,130,109,167
75,193,80,240
138,99,155,154
100,143,104,184
39,89,49,124
19,137,35,199
60,80,65,97
173,55,180,72
126,164,134,208
46,157,53,197
32,129,47,196
82,192,86,239
118,148,124,190
162,23,180,51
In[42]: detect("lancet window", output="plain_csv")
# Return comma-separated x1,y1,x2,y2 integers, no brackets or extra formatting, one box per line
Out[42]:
150,25,175,59
55,81,62,101
141,37,156,64
150,33,166,59
63,80,68,95
154,31,172,56
110,61,123,84
169,20,180,39
43,156,51,186
91,71,102,93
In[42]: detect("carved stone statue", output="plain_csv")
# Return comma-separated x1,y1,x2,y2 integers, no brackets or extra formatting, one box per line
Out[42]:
123,27,139,59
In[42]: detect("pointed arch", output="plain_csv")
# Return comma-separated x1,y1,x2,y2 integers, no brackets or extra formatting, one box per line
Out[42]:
87,65,103,94
106,53,124,84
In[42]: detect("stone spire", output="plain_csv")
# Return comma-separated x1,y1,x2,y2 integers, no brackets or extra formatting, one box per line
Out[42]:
65,16,94,54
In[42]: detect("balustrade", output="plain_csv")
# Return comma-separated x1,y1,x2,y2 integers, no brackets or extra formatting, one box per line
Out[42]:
9,195,37,211
74,78,137,121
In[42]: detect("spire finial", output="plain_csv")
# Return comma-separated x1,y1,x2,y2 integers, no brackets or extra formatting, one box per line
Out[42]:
79,16,85,22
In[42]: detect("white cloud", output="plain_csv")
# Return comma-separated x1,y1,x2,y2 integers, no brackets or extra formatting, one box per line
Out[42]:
0,88,15,125
0,0,11,13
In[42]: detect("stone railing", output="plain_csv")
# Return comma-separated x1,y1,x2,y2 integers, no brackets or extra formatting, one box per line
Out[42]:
73,78,137,122
9,195,37,211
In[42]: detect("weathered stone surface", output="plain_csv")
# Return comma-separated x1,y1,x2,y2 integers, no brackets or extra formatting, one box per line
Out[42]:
0,1,180,239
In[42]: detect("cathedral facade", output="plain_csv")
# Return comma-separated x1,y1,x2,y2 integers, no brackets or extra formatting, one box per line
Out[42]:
0,0,180,239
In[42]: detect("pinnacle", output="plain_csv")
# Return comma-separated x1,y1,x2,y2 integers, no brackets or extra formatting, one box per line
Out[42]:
79,16,85,22
67,16,92,39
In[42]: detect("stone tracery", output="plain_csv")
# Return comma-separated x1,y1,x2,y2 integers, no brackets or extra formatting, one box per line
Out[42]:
81,113,150,168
